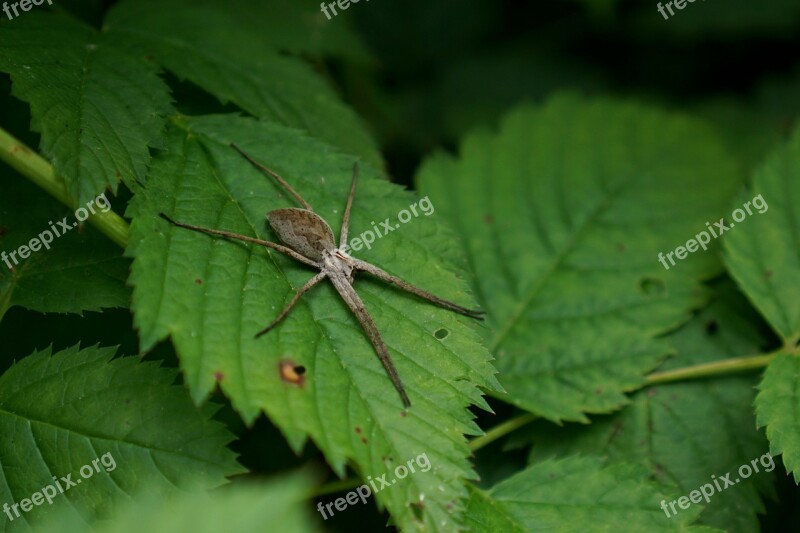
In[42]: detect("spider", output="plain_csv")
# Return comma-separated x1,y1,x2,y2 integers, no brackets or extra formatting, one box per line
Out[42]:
160,144,484,407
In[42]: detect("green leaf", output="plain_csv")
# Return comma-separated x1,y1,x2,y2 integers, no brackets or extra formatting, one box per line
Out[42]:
38,472,315,533
105,0,382,168
464,456,705,531
126,114,498,531
0,166,129,322
0,344,243,529
522,280,775,533
417,95,744,422
0,11,173,206
756,353,800,483
724,128,800,344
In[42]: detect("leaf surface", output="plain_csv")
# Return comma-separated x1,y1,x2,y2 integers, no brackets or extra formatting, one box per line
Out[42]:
0,11,173,205
0,166,129,321
756,353,800,483
725,129,800,343
106,0,381,168
463,456,707,532
725,128,800,482
0,344,242,531
39,472,315,533
417,96,744,422
522,280,775,533
126,114,498,532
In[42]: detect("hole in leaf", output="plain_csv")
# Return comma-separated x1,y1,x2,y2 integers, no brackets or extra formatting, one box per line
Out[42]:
639,277,665,295
279,360,305,386
434,328,449,340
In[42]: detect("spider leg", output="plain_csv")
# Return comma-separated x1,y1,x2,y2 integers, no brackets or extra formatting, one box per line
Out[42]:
353,259,485,320
256,272,327,338
339,162,359,248
159,213,320,269
230,143,315,212
328,271,411,408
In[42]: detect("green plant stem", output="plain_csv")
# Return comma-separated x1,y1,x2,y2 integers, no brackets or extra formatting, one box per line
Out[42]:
469,413,537,452
0,127,130,248
645,351,782,385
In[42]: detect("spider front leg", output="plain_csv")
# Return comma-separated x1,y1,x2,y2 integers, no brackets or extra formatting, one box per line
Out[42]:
159,213,321,269
256,272,327,338
353,259,485,320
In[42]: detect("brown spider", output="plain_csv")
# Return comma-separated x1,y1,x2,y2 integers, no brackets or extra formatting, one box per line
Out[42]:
160,144,484,407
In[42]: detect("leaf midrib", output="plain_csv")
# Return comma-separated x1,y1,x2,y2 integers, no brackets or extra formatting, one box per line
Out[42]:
487,180,627,354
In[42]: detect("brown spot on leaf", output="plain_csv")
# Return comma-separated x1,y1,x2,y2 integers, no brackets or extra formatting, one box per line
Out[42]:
195,278,203,285
360,437,368,444
0,226,8,237
355,426,362,434
483,214,494,225
279,360,305,386
617,243,626,252
705,319,718,334
214,371,225,382
765,270,773,280
400,411,407,417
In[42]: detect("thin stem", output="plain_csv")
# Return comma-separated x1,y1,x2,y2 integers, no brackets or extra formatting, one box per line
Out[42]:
0,127,129,248
645,350,783,386
469,413,537,453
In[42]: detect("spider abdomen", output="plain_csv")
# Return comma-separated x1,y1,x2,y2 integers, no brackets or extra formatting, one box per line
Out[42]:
267,208,336,261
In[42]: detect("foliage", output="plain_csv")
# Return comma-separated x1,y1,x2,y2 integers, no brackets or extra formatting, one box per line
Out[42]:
0,1,798,531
